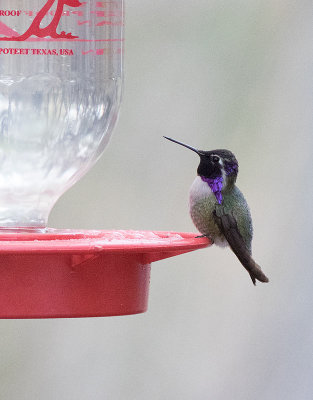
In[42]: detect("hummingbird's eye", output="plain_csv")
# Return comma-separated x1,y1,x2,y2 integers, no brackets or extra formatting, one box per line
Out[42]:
212,155,220,163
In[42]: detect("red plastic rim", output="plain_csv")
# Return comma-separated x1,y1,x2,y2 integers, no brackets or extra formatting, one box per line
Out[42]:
0,229,210,254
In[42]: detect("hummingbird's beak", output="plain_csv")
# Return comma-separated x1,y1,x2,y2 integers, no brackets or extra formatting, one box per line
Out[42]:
163,136,203,155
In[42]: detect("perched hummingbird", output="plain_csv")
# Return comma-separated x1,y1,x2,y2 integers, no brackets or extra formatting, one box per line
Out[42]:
164,136,269,285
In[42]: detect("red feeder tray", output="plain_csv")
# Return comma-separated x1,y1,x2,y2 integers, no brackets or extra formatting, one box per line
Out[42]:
0,230,210,318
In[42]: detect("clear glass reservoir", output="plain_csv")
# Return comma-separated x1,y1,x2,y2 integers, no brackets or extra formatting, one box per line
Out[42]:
0,0,123,230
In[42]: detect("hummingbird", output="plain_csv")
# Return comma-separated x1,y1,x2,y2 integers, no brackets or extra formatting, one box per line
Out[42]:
164,136,269,285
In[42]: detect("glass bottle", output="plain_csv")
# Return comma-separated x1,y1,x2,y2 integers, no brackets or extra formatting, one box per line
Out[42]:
0,0,123,230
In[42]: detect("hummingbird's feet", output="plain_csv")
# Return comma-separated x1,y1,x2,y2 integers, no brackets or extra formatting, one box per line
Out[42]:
195,234,213,243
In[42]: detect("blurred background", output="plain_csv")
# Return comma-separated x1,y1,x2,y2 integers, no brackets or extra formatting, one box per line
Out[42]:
1,0,313,399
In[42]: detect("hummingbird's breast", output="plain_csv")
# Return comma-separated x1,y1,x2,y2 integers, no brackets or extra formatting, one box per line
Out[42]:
189,176,227,244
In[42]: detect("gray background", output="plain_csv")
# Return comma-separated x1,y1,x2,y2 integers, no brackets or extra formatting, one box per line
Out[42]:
1,1,313,399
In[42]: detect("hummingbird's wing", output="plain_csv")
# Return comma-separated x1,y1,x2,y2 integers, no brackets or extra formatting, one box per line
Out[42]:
213,207,269,285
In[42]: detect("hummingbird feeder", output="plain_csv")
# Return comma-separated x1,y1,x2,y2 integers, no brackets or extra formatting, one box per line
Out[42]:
0,0,210,318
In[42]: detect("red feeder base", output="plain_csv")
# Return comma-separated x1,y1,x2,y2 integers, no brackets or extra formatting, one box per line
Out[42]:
0,230,210,318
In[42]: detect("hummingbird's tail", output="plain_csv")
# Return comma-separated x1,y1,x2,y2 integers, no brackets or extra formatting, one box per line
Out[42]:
230,239,269,285
226,235,269,285
240,256,269,286
213,209,269,285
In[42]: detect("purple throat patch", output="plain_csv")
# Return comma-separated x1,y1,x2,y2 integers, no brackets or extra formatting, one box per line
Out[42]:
201,176,223,204
225,162,238,176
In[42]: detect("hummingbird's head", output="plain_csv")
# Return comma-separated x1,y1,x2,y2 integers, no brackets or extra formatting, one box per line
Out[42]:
164,137,239,188
197,149,238,185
